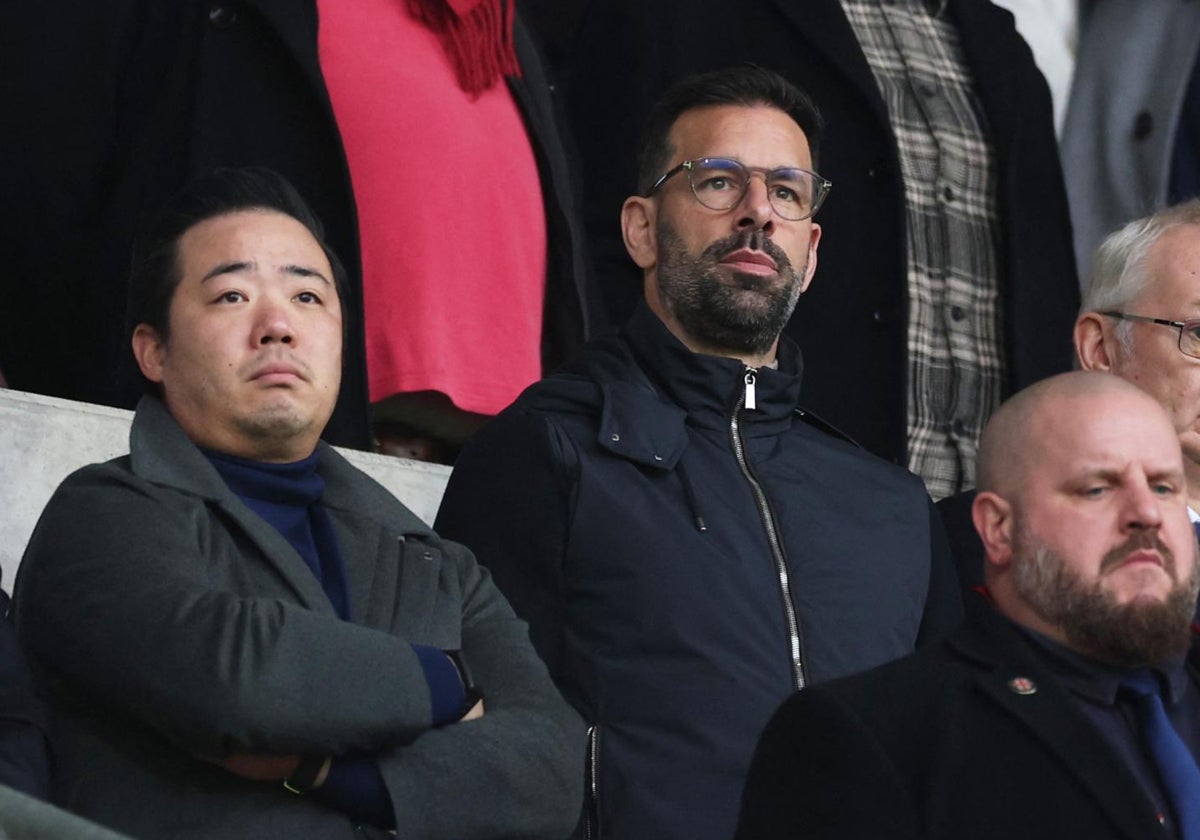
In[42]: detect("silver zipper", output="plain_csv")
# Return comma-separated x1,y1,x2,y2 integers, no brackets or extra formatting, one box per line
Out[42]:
585,724,601,840
730,368,806,691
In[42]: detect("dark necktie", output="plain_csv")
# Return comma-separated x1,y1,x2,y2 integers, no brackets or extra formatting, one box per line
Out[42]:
1120,671,1200,840
1192,520,1200,544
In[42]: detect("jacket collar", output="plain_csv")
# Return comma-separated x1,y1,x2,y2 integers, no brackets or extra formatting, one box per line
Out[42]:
576,304,805,470
128,396,434,610
620,303,805,427
948,593,1194,837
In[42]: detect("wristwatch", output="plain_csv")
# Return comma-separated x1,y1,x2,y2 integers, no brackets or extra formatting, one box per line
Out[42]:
283,755,329,794
446,649,485,720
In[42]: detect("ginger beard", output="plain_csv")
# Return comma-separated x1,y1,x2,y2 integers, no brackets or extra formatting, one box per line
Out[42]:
1011,525,1200,666
654,221,809,357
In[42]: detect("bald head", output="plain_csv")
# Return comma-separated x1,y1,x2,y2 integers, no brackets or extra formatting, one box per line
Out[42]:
975,371,1165,498
972,371,1198,663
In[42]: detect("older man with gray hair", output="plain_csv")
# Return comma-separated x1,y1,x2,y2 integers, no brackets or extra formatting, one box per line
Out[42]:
1074,199,1200,521
940,200,1200,589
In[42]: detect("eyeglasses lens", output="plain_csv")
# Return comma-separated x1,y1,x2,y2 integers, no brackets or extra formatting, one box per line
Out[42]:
687,159,818,221
1181,321,1200,358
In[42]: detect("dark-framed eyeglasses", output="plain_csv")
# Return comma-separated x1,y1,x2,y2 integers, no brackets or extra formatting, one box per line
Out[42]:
645,157,832,221
1100,311,1200,359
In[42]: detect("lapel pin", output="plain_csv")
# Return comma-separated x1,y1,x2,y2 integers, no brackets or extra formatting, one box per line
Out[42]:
1007,676,1038,695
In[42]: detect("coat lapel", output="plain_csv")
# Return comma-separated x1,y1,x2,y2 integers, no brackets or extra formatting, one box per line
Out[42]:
953,607,1166,839
214,498,337,614
946,0,1025,164
763,0,891,125
969,669,1161,839
317,444,442,636
129,397,335,613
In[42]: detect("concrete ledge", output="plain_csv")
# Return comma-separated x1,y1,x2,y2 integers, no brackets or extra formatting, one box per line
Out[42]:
0,389,450,593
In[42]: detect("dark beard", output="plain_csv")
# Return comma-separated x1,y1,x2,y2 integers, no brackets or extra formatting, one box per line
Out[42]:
654,222,807,357
1012,527,1199,667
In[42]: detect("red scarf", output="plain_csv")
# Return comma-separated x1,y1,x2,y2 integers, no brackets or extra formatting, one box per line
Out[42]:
406,0,521,97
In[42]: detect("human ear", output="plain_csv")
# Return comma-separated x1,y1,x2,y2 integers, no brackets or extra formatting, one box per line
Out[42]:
1074,312,1116,371
798,223,821,294
621,196,658,270
972,491,1015,569
131,324,167,384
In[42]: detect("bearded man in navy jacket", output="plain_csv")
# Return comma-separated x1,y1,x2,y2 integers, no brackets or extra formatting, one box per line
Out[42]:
436,66,961,840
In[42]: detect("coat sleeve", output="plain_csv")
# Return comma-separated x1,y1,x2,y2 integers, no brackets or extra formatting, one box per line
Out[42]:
13,464,457,757
434,409,579,687
734,689,920,840
375,540,585,839
0,588,51,800
916,496,965,647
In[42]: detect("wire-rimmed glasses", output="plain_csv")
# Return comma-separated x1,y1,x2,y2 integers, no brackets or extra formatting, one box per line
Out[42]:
645,157,831,221
1101,311,1200,359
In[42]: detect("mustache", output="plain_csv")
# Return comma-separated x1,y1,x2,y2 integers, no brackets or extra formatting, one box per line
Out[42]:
701,230,793,271
1099,530,1176,577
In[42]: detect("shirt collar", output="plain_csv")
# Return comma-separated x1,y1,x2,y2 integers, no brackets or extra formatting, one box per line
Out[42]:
1013,620,1190,707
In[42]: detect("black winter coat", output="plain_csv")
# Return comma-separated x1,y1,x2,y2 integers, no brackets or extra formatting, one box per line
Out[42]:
737,594,1200,840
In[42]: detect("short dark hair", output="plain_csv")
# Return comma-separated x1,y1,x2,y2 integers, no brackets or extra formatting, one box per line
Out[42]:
125,167,349,392
635,65,825,195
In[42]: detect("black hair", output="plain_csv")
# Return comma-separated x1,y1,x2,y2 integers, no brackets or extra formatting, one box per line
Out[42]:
124,167,348,393
635,64,825,195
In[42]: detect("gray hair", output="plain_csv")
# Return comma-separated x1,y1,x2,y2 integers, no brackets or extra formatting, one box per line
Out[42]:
1082,200,1200,349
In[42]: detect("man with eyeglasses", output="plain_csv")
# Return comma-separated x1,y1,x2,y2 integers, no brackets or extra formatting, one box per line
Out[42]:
940,200,1200,598
1076,199,1200,535
564,0,1079,503
435,66,962,840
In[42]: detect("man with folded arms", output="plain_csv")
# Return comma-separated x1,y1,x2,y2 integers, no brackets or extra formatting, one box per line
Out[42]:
13,167,583,839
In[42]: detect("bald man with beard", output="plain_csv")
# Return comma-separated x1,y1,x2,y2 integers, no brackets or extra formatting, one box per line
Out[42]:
737,371,1200,840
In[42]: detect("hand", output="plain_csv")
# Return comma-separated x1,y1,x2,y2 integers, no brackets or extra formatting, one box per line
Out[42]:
462,697,485,721
200,753,302,782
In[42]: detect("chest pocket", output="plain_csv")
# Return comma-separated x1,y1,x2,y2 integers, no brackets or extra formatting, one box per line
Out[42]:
363,536,464,651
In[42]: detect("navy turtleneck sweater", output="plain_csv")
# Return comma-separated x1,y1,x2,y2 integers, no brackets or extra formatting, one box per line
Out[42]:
203,448,467,828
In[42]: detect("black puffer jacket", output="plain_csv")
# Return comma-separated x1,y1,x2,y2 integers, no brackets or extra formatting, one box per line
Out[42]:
436,304,962,840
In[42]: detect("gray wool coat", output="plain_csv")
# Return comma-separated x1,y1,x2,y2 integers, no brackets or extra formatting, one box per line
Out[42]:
12,397,584,839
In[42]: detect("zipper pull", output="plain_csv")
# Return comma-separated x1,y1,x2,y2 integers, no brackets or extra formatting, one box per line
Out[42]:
743,368,757,411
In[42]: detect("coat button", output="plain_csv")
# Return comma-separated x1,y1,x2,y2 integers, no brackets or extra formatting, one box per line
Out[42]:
610,433,620,443
872,305,903,325
208,4,238,28
1133,110,1154,141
